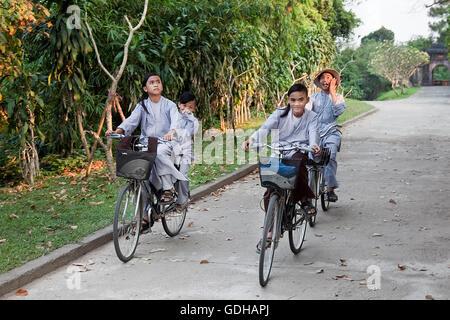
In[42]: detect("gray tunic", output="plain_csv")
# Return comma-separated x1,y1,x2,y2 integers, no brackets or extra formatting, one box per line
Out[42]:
117,96,187,190
308,91,346,136
250,107,319,158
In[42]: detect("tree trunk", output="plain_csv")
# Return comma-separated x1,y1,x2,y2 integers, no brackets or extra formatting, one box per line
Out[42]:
391,82,400,96
75,105,91,160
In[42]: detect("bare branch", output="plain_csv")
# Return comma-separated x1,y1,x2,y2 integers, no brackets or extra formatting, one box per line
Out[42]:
85,16,115,82
425,0,449,8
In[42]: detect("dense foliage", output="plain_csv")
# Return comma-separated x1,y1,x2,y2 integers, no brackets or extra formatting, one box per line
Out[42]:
0,0,359,183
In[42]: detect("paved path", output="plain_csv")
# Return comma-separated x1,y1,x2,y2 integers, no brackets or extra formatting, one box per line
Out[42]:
2,87,450,300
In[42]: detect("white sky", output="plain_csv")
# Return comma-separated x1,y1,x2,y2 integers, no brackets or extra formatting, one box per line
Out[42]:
346,0,440,45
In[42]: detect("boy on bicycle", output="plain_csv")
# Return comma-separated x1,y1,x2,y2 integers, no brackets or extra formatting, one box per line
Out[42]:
308,68,346,202
173,91,199,213
242,84,321,253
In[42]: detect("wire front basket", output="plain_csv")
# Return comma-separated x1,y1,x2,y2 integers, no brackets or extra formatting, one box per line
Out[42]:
258,156,302,190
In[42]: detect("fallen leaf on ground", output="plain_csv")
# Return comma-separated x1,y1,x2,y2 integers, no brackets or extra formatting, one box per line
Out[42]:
187,221,194,227
389,199,397,205
0,239,6,244
200,260,209,264
304,262,314,265
339,259,347,266
9,214,19,219
350,197,355,200
397,264,406,270
47,241,52,248
43,227,56,231
334,274,351,280
169,258,185,262
149,248,166,254
226,237,233,241
314,234,323,237
316,268,324,274
89,201,104,205
71,226,78,230
15,289,28,296
372,233,383,237
360,280,367,286
425,295,434,300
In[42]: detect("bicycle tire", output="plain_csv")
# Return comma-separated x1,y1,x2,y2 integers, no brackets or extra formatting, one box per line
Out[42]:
288,203,307,254
308,170,319,227
320,173,330,212
259,193,280,287
113,182,142,262
162,205,187,237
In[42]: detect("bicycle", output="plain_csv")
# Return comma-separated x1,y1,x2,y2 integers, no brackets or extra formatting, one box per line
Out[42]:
307,124,341,227
108,134,188,262
306,147,331,227
253,143,316,287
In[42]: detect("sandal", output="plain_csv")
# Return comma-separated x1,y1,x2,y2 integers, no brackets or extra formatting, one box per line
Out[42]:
256,238,272,254
140,218,151,234
327,190,338,202
300,200,317,216
160,189,175,202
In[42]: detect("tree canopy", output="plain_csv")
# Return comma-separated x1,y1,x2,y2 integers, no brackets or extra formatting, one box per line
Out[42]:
0,0,359,183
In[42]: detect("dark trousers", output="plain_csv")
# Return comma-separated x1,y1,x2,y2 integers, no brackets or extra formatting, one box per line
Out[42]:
263,152,314,212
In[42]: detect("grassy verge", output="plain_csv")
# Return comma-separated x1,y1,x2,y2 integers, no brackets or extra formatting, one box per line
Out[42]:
0,98,373,274
339,99,375,124
375,87,420,101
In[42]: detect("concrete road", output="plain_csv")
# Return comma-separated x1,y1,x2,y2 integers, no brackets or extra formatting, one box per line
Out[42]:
2,87,450,300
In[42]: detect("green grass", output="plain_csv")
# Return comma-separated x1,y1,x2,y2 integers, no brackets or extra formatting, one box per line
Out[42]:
339,99,375,124
0,171,123,273
374,87,420,101
0,99,373,274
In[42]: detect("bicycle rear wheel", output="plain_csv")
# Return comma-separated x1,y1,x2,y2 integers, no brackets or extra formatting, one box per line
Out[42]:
162,204,187,237
113,182,142,262
289,203,307,254
259,193,281,287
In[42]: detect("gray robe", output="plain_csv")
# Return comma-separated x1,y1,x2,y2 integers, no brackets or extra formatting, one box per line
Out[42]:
117,96,187,191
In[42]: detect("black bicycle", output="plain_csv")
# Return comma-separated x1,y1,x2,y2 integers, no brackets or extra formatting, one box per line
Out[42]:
306,124,341,227
306,147,331,227
254,143,315,287
108,134,188,262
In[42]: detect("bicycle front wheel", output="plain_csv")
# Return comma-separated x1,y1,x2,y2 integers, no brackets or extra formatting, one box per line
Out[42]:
308,169,319,227
289,203,307,254
113,182,143,262
162,204,187,237
259,193,281,287
320,172,330,212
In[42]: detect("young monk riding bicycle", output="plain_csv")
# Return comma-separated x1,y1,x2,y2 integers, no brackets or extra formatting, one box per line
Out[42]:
242,83,321,253
106,72,187,232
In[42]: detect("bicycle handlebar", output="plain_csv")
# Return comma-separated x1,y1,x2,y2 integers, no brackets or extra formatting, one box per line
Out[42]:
251,143,315,154
107,134,173,143
320,124,342,138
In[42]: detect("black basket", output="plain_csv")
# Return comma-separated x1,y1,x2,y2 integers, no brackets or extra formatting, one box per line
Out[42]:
116,149,157,180
305,147,331,167
258,156,302,190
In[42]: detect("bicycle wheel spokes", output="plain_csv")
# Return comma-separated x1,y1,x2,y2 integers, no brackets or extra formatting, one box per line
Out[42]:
289,203,307,254
113,183,142,262
259,194,280,287
162,205,187,237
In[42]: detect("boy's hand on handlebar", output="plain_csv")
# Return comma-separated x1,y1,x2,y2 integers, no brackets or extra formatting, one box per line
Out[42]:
164,129,176,141
105,128,124,136
312,145,321,157
242,139,253,152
